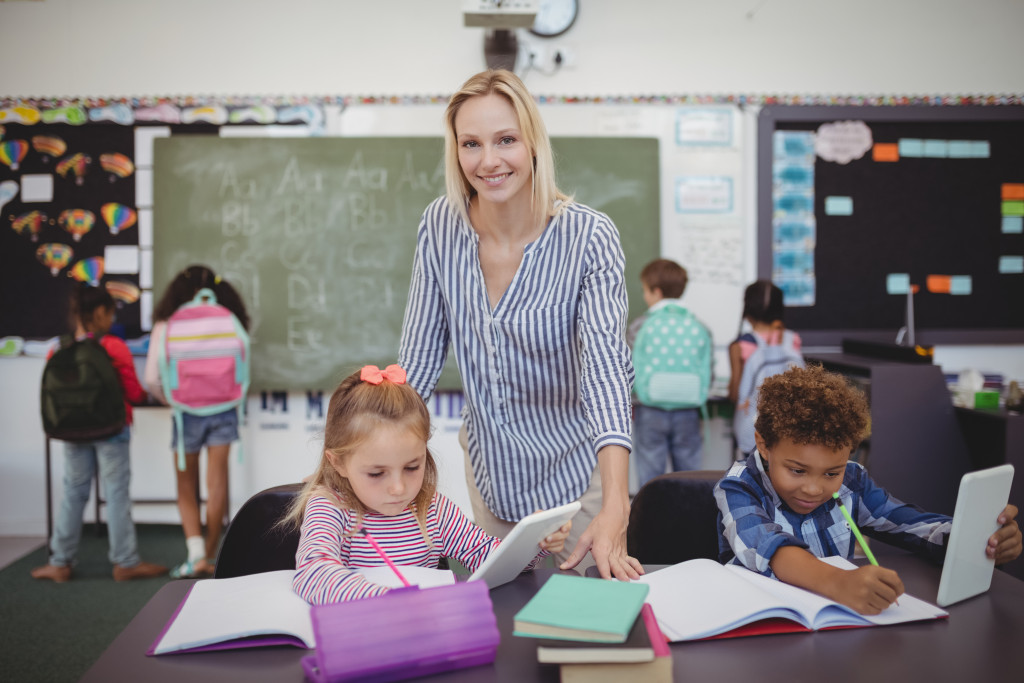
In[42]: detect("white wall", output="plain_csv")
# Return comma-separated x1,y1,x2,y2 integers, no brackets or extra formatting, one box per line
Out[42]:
2,0,1023,536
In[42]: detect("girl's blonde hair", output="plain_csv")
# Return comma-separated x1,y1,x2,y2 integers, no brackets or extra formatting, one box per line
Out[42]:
443,69,571,230
280,368,438,540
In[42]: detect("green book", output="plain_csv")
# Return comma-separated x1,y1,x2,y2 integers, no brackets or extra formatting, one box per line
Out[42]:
513,574,650,643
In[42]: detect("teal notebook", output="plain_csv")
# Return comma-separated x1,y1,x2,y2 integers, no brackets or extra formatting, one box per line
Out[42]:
513,574,650,643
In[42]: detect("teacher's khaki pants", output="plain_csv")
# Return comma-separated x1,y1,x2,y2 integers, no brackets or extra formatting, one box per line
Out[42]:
459,424,601,576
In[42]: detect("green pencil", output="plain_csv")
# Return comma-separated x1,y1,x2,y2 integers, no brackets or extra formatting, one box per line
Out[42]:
832,492,878,565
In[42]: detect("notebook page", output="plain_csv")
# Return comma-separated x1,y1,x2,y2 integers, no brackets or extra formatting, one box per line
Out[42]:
816,556,948,625
635,558,809,641
155,570,314,653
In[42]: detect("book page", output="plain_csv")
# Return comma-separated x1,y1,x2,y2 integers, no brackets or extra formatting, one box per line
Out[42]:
815,556,948,625
153,570,313,654
635,558,810,641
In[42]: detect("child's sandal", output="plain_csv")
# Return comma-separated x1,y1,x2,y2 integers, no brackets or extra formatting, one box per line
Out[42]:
170,559,215,579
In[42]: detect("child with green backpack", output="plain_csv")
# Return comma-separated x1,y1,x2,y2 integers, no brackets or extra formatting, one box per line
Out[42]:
34,283,167,582
628,260,713,488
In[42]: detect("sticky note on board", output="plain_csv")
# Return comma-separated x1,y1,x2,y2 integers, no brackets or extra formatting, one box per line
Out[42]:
1002,184,1024,201
999,256,1024,274
887,273,911,295
948,141,974,158
927,275,952,294
824,196,854,216
950,276,972,295
1003,216,1024,234
873,143,899,162
1003,201,1024,217
898,139,924,157
923,140,949,158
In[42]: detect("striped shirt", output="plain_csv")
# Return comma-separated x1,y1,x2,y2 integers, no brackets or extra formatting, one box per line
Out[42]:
293,491,541,604
398,197,634,522
715,452,951,577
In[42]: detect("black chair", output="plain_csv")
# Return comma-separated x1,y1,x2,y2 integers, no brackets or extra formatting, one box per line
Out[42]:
627,469,727,565
214,483,303,579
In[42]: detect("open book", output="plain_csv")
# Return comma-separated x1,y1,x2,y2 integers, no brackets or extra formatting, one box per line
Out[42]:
149,566,456,655
635,557,948,642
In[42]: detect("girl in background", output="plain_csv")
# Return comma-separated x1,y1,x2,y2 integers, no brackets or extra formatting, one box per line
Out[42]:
728,279,805,458
282,364,570,604
145,265,250,578
32,284,167,582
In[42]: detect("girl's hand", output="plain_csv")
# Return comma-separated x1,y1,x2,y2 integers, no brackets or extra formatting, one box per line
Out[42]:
987,504,1022,565
539,518,572,555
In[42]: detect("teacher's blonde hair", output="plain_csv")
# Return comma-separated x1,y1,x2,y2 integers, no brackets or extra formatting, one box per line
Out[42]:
443,69,571,229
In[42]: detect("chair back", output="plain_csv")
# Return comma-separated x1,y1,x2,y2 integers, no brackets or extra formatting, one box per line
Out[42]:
627,469,726,565
214,483,303,579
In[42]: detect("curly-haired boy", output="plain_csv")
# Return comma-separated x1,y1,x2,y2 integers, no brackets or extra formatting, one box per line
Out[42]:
714,364,1021,614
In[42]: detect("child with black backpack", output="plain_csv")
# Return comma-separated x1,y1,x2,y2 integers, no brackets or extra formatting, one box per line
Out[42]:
33,284,168,582
144,265,250,579
728,279,805,459
628,259,713,488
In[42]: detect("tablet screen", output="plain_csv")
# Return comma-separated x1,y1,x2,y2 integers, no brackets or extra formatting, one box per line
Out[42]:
468,501,581,589
936,464,1014,607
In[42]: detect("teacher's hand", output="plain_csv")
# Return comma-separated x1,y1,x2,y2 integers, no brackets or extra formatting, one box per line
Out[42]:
561,505,644,581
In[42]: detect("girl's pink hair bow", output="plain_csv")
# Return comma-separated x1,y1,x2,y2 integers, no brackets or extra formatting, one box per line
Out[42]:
359,364,407,385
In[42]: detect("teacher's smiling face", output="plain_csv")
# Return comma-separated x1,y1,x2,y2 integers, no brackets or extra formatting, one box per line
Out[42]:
454,93,533,207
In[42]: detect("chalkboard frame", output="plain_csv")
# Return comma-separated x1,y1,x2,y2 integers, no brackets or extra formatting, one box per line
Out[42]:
757,105,1024,346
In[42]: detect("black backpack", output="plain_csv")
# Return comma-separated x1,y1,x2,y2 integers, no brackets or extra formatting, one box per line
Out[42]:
40,335,126,442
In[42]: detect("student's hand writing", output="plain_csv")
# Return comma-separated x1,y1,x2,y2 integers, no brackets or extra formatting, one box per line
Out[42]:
538,516,572,555
987,504,1022,565
833,565,905,615
560,507,644,581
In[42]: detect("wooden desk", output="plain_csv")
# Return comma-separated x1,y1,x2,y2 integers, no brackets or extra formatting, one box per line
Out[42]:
82,549,1024,683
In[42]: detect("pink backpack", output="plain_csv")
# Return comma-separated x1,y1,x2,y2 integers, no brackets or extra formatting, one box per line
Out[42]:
158,288,250,469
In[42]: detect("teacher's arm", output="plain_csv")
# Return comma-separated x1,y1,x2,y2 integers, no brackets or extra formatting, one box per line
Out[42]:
398,210,450,401
561,214,642,580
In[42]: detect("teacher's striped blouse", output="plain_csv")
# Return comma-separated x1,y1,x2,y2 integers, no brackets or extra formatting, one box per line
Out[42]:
398,197,634,522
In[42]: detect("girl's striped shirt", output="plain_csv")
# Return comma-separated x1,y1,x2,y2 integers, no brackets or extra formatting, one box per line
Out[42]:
292,491,542,604
398,197,634,522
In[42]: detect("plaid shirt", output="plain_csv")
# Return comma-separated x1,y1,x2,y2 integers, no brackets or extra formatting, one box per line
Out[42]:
715,452,951,577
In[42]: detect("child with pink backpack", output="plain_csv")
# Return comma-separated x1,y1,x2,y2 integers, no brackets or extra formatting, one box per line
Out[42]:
145,265,250,578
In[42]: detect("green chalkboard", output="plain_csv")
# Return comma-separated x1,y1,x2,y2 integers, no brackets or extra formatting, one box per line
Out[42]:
154,136,659,391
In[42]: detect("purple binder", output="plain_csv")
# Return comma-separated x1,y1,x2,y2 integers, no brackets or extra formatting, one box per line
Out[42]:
301,580,499,683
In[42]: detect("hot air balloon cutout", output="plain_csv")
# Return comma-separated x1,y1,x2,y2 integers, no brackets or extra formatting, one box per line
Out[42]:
0,124,5,140
99,153,134,182
68,257,104,286
0,139,28,171
105,280,140,306
36,243,74,275
31,135,67,163
59,208,96,242
11,210,50,242
101,203,136,235
56,152,91,185
0,180,17,214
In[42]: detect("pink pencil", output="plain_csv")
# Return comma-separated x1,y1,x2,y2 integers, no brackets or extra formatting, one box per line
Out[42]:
360,528,411,587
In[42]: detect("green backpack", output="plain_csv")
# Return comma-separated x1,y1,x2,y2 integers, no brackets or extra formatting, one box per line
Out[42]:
40,335,126,442
632,303,712,411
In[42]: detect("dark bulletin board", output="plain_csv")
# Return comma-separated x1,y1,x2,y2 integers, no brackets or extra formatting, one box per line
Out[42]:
0,123,141,339
154,136,660,391
758,106,1024,346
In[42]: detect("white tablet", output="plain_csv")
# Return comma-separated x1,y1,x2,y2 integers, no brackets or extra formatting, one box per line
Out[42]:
936,464,1015,607
468,500,581,589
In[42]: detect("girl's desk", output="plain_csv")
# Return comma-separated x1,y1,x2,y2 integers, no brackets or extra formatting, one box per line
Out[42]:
81,547,1024,683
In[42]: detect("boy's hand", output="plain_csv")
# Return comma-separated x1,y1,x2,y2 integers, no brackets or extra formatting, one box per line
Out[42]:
832,565,905,615
987,504,1022,565
538,516,572,555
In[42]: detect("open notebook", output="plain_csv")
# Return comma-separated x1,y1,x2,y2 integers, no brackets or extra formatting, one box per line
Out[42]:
149,567,455,655
636,557,948,642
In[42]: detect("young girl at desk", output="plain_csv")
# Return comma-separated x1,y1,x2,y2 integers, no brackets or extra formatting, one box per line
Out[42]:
283,364,571,604
715,364,1022,615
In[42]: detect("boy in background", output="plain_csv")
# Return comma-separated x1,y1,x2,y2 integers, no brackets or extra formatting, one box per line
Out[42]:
628,259,712,488
715,364,1021,614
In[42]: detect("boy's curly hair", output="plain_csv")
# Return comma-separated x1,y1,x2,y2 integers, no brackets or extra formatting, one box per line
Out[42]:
754,364,870,452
